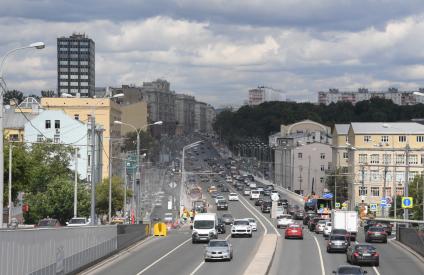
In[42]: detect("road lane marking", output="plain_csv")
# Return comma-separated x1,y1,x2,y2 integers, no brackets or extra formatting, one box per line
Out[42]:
135,237,191,275
312,235,326,275
373,266,381,275
189,234,232,275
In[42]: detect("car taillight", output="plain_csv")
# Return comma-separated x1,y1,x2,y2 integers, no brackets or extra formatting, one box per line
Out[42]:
353,252,359,257
373,252,380,256
367,231,372,235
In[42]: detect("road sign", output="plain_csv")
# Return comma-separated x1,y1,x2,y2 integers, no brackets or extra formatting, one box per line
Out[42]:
370,203,377,212
380,198,387,206
335,202,341,208
402,197,413,209
323,193,333,199
169,182,177,188
385,196,392,204
342,202,348,208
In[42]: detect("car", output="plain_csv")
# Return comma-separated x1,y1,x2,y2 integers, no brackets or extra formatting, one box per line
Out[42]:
236,184,244,191
204,240,233,261
217,200,229,210
373,221,393,236
263,190,271,196
66,217,90,227
255,198,264,206
279,198,288,207
365,227,387,243
228,193,239,201
332,265,368,274
243,188,251,196
163,213,173,223
220,186,229,193
271,191,279,201
261,200,272,213
285,224,303,239
323,221,332,238
256,187,264,193
37,218,61,228
215,195,225,204
248,218,257,231
210,191,218,198
222,213,234,225
308,217,323,232
231,219,252,238
250,190,260,200
208,186,218,193
315,219,328,234
346,244,379,266
217,218,226,234
151,215,161,222
327,234,350,253
277,214,293,228
249,182,257,189
293,210,304,220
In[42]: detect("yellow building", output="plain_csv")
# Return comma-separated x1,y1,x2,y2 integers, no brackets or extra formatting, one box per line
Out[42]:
120,101,148,136
332,124,350,172
41,97,122,179
347,122,424,214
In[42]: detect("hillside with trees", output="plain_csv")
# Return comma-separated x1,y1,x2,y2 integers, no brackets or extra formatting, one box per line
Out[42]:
213,98,424,145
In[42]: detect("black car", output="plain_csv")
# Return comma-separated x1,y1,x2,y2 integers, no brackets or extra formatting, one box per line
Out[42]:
255,198,264,206
263,190,271,196
346,244,379,266
261,200,272,213
308,217,323,231
221,186,229,193
303,211,316,225
217,182,224,188
217,218,226,234
365,227,387,243
293,210,304,220
217,200,229,210
279,199,288,207
236,184,244,191
332,265,368,275
222,213,234,225
327,234,350,253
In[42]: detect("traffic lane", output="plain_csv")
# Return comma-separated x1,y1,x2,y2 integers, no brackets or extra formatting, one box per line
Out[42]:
87,230,192,275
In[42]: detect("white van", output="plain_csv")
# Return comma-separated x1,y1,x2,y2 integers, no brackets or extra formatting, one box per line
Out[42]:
191,213,218,243
250,190,260,200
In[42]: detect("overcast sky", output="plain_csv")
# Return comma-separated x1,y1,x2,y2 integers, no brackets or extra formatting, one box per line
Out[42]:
2,0,424,107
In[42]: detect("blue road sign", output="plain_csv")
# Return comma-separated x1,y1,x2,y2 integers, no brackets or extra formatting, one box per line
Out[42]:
323,193,333,199
380,198,387,206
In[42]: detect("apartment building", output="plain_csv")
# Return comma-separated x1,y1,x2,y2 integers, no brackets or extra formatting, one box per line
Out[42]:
332,124,350,172
175,94,195,134
194,101,207,133
346,122,424,212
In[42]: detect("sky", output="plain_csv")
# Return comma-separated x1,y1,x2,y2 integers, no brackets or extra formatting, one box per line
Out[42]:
2,0,424,107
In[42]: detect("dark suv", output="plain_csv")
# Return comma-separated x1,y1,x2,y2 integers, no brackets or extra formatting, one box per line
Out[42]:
327,234,350,253
261,200,272,213
365,227,387,243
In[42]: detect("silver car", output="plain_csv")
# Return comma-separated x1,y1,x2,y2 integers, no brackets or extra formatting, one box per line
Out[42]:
204,240,233,261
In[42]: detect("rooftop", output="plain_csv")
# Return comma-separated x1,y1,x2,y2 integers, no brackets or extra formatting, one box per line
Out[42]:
350,122,424,134
334,124,349,135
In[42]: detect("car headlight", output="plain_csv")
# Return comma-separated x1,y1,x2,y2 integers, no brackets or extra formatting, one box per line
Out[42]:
192,231,198,236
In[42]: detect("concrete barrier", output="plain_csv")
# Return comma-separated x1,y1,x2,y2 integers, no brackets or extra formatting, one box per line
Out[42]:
117,224,150,251
243,234,278,275
398,227,424,257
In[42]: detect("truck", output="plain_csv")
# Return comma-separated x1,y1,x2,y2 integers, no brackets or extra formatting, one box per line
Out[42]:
191,213,218,243
331,210,358,241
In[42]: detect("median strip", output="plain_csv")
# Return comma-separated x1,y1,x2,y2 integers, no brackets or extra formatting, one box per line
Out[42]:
243,234,278,275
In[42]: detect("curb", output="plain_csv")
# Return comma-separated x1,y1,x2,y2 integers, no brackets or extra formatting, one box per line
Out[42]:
243,234,278,275
390,239,424,264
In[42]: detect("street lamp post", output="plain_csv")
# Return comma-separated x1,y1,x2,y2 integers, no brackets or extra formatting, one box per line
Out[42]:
114,120,162,223
0,42,45,228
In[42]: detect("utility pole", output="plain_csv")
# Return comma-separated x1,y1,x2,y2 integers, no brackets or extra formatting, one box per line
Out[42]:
108,139,112,223
299,165,303,194
361,165,365,202
123,158,127,216
307,155,311,194
404,144,410,222
90,115,96,225
74,148,78,218
334,168,337,209
382,165,388,217
8,144,12,225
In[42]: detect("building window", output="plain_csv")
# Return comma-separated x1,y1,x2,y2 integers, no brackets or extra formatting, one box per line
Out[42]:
345,136,349,143
343,152,348,159
80,82,89,86
70,61,78,65
88,155,91,166
320,165,325,171
370,154,379,164
421,154,424,164
359,186,368,196
384,187,392,197
381,136,389,143
370,170,380,182
80,61,89,65
382,154,391,165
9,134,19,141
395,172,405,182
396,154,405,164
408,171,418,181
70,82,78,86
59,75,68,79
59,60,68,65
80,74,89,79
70,68,78,72
45,120,51,129
371,187,380,197
87,174,91,183
36,134,43,142
53,134,60,143
320,153,325,159
363,135,371,143
399,135,406,142
70,74,78,79
409,155,418,165
320,177,324,184
417,136,424,142
298,153,302,159
55,120,60,129
74,114,79,120
359,154,367,164
396,187,404,196
59,67,68,72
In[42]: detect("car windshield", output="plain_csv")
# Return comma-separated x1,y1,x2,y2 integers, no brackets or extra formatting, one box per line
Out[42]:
69,218,86,224
218,200,226,204
278,215,291,219
234,220,249,225
289,224,301,228
330,235,346,241
194,220,214,229
209,241,228,247
223,214,232,218
355,245,376,252
230,193,237,196
251,191,259,194
337,266,363,274
369,227,385,232
248,218,255,223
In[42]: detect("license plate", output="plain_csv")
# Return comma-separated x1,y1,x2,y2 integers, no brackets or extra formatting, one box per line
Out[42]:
363,253,371,256
292,230,298,233
374,233,380,235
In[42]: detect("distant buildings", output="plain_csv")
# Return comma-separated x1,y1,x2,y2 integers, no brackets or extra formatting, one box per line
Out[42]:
57,33,95,98
272,120,332,196
248,88,265,105
175,94,195,135
318,88,424,106
248,86,285,106
194,101,207,133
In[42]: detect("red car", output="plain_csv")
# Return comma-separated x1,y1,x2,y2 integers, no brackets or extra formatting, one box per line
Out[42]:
285,224,303,239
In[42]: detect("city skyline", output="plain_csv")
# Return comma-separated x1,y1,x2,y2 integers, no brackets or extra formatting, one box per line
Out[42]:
2,1,424,107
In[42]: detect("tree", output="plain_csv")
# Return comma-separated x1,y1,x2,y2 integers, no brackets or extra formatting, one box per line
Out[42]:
408,176,423,220
41,90,56,98
3,90,24,105
121,130,155,154
96,176,129,216
325,168,349,205
23,178,90,225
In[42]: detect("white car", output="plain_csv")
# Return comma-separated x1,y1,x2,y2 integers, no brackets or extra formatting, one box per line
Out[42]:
231,219,252,237
271,191,280,201
323,221,332,238
248,218,257,231
249,182,257,189
164,213,173,223
228,193,239,201
277,214,293,229
243,189,251,196
66,217,90,227
250,190,260,200
215,195,225,204
256,187,264,193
